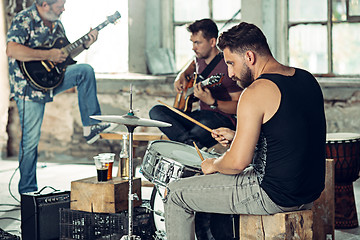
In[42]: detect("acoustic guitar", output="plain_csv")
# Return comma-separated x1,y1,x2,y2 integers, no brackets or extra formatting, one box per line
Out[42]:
173,73,224,112
18,11,121,91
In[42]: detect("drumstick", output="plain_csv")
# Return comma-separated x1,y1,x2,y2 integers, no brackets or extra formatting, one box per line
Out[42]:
157,100,213,133
193,141,205,162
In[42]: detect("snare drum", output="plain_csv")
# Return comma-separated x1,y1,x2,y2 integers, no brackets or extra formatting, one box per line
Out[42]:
326,132,360,229
140,140,215,187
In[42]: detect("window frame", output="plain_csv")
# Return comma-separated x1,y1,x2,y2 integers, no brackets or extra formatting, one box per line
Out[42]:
172,0,241,71
287,0,360,78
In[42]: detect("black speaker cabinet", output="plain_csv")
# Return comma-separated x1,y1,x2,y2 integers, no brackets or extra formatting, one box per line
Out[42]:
21,189,70,240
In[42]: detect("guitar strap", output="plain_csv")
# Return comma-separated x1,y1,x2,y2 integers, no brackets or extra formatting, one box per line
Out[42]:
198,52,223,81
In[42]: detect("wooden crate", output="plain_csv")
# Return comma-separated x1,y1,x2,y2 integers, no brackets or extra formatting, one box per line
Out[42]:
70,176,142,213
239,210,313,239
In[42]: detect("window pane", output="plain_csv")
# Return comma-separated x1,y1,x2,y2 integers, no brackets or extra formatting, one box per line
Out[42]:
333,0,347,21
213,0,241,21
61,0,128,73
174,25,194,71
174,0,210,22
289,24,328,74
289,0,327,22
333,23,360,74
349,0,360,16
218,22,240,34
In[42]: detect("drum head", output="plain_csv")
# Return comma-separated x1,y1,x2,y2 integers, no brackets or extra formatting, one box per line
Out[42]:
149,140,215,169
326,132,360,142
150,186,166,235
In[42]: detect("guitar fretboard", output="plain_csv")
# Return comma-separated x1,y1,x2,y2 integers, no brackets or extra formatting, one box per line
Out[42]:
64,20,111,53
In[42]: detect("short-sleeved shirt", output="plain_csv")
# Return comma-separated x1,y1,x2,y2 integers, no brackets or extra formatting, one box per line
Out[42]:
7,3,67,103
196,55,242,122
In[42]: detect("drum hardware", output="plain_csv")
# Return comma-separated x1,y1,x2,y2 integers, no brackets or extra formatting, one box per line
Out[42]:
143,204,164,217
91,84,171,240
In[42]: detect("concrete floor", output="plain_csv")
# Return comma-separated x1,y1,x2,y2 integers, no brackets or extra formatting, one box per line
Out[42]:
0,155,360,239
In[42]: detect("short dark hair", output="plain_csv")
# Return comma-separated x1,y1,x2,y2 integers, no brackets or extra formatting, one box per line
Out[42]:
187,19,218,40
36,0,58,5
218,22,272,56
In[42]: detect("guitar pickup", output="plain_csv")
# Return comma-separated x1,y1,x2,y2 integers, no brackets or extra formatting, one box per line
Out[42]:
41,61,52,72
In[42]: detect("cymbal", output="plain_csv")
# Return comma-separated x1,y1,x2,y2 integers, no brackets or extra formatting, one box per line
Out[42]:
90,115,172,128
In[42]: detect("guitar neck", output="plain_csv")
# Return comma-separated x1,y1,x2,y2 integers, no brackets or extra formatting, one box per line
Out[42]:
64,20,111,54
185,80,211,98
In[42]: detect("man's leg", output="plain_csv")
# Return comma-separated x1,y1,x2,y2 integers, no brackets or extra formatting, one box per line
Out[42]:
15,98,45,194
164,168,281,240
54,64,101,126
187,110,236,148
53,64,113,143
149,105,195,141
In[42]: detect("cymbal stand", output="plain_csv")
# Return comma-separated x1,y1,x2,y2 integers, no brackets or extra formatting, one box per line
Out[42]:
121,84,140,240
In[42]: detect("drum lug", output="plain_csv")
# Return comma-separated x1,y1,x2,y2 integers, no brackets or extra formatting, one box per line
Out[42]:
130,193,139,200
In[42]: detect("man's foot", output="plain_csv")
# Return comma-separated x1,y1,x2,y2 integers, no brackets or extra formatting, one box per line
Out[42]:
84,123,117,144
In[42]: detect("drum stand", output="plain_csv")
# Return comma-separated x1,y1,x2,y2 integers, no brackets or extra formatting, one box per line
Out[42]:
120,87,140,240
91,85,171,240
118,86,171,240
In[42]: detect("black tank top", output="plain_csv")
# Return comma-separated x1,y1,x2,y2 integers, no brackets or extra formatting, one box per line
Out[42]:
252,68,326,207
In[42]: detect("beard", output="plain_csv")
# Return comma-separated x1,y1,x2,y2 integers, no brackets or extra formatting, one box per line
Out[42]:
43,7,61,21
232,63,254,89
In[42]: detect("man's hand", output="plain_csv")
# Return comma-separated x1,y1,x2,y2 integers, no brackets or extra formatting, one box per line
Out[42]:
48,48,67,63
201,157,217,175
194,82,214,104
174,73,187,93
211,127,235,147
83,28,99,49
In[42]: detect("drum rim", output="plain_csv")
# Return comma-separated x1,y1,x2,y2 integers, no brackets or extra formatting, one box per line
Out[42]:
148,140,215,158
326,132,360,142
146,140,213,168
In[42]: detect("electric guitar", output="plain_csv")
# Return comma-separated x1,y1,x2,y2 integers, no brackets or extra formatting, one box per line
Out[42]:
18,11,121,91
173,73,224,112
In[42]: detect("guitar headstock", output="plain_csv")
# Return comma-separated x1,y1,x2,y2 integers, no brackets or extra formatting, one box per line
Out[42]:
206,73,224,86
107,11,121,24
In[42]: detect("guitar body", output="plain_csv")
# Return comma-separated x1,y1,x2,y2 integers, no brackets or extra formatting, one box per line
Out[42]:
18,37,76,90
173,74,224,112
173,76,196,112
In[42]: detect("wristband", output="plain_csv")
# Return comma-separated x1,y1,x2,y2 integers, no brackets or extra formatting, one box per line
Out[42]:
210,99,218,109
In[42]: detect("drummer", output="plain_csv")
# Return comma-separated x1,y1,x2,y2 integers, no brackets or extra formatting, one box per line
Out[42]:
163,22,326,239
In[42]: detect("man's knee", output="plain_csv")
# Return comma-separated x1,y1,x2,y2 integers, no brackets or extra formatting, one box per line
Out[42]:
149,105,167,119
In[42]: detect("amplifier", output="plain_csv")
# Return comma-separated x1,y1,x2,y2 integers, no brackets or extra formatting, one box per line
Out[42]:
21,188,70,240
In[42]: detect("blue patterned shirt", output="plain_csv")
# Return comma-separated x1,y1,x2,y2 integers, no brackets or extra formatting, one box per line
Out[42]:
7,3,66,103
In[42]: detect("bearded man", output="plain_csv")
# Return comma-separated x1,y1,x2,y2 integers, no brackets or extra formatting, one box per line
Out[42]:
6,0,113,194
149,19,242,149
163,22,326,240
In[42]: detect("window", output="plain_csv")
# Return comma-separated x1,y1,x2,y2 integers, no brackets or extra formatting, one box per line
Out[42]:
173,0,241,71
288,0,360,76
61,0,128,73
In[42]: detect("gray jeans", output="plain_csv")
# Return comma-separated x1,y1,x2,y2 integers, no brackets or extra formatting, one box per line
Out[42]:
164,167,312,240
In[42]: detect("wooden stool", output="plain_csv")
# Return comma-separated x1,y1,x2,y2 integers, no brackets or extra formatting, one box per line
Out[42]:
312,159,335,240
239,210,313,239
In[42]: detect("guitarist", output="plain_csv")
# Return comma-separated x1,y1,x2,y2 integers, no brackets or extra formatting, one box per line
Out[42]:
149,19,243,149
6,0,114,194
